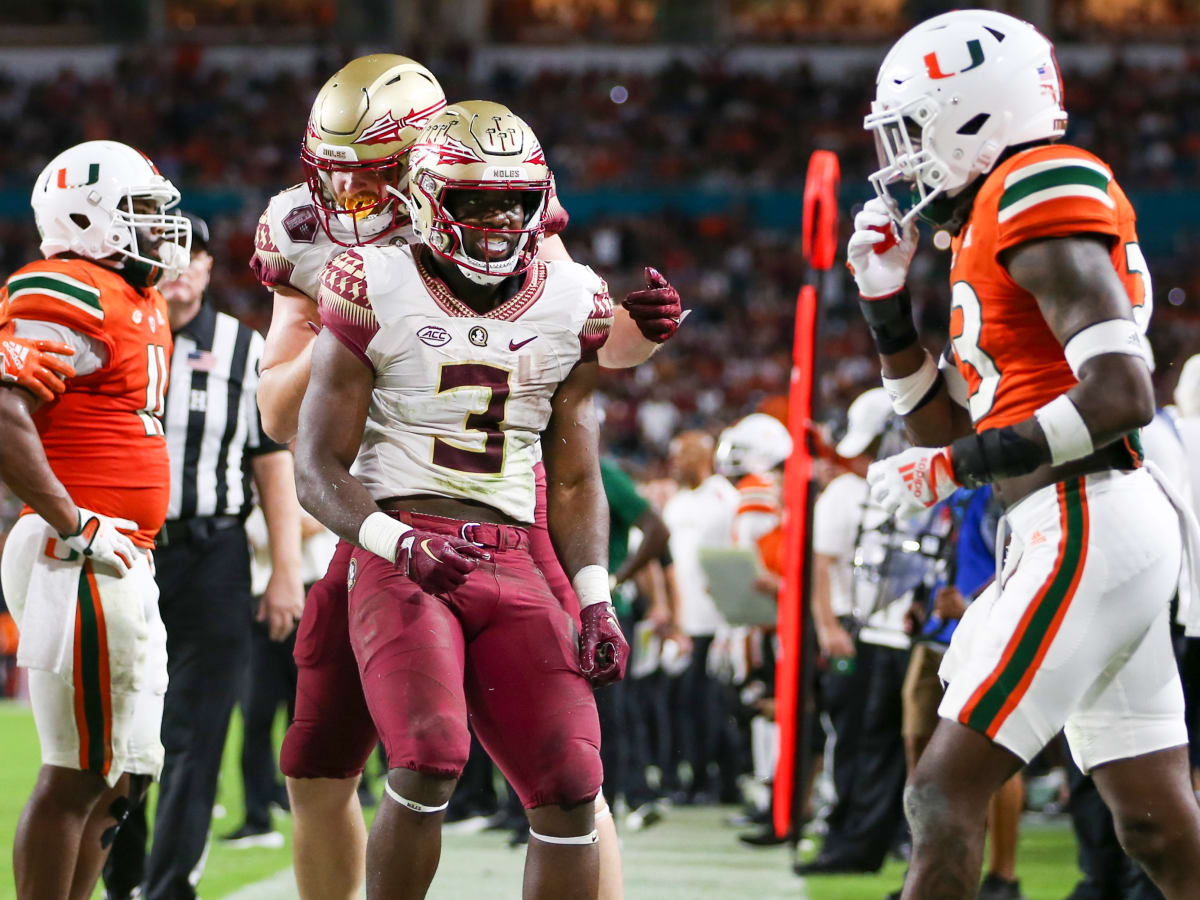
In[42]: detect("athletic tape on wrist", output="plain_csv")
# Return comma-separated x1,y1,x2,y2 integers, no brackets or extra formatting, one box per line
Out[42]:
383,781,449,814
529,827,599,845
572,564,611,608
882,351,941,415
358,511,412,564
1063,319,1146,377
858,288,920,356
1034,394,1095,466
594,797,612,822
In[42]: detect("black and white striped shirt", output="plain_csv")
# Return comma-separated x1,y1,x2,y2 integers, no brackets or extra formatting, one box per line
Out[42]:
163,303,284,521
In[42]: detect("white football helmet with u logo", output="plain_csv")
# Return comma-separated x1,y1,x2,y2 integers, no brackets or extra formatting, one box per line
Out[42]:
31,140,191,286
865,9,1068,225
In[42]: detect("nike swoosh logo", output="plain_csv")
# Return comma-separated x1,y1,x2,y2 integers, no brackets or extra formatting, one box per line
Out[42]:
508,336,537,351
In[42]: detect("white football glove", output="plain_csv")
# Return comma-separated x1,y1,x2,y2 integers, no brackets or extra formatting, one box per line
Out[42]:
846,198,919,299
61,508,140,577
866,446,960,519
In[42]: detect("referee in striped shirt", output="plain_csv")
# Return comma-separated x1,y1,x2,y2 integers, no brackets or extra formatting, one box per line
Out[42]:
104,215,304,900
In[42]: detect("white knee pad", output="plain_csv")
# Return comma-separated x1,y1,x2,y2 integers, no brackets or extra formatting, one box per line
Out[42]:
529,827,599,845
384,781,449,814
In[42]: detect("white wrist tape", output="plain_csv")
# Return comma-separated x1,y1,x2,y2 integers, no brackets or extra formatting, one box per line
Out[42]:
1063,319,1146,377
529,827,599,845
358,511,412,564
572,564,611,608
1034,394,1095,466
881,351,940,415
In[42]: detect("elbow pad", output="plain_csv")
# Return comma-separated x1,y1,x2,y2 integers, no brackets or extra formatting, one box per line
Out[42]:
950,426,1050,488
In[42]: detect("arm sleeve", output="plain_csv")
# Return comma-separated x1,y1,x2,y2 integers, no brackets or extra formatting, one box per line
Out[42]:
11,319,108,376
241,329,288,457
318,250,380,373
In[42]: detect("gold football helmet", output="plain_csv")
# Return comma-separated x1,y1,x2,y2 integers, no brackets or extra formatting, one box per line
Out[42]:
406,101,551,284
301,54,446,246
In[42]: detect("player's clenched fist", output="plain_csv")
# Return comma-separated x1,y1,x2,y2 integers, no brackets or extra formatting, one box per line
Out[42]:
579,601,629,686
622,266,683,343
0,325,76,403
846,198,919,299
395,531,488,596
867,445,960,519
61,507,139,576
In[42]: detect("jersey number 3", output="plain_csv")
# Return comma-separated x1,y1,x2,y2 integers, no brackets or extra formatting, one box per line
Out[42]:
950,241,1152,422
433,363,511,475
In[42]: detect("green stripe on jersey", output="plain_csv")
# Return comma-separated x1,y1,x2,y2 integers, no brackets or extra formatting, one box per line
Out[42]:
964,479,1086,735
8,273,103,318
999,165,1110,212
76,565,107,774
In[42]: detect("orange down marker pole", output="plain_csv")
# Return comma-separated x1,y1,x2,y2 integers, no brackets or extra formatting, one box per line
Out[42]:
774,149,840,842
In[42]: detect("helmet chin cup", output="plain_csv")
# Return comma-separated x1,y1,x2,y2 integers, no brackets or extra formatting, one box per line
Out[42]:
156,241,190,281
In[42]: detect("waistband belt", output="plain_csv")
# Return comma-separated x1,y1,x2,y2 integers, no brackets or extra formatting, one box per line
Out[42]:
156,515,241,547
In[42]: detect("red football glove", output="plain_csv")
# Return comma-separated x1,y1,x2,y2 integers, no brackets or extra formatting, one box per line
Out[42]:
579,601,629,687
621,267,683,344
0,325,75,403
395,531,489,596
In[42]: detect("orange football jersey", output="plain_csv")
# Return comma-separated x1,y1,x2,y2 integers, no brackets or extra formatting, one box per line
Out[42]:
735,471,784,577
948,143,1150,432
0,258,171,547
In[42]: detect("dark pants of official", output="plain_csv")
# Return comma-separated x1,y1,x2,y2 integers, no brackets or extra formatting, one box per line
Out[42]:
818,632,908,870
240,617,297,830
594,613,660,810
667,634,743,801
104,526,252,900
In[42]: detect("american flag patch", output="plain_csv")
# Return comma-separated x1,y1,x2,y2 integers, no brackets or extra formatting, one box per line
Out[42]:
187,350,216,372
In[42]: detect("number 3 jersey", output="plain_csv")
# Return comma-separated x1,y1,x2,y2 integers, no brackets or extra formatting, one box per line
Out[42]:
0,258,171,547
947,143,1149,432
318,245,612,524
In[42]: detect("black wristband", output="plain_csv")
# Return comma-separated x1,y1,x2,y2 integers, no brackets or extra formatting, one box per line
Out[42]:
950,426,1050,488
858,288,920,356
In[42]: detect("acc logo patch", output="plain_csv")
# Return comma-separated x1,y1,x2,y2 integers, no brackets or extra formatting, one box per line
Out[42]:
283,205,319,244
347,556,357,591
418,325,452,347
468,326,488,347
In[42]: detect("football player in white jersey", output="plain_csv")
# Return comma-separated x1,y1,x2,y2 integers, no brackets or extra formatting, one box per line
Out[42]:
254,56,677,900
295,101,617,900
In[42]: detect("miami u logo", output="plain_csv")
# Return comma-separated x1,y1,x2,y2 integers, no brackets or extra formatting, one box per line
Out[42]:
924,39,985,80
56,164,99,189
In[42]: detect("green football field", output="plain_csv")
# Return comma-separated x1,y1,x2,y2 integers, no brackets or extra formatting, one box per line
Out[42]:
0,701,1085,899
